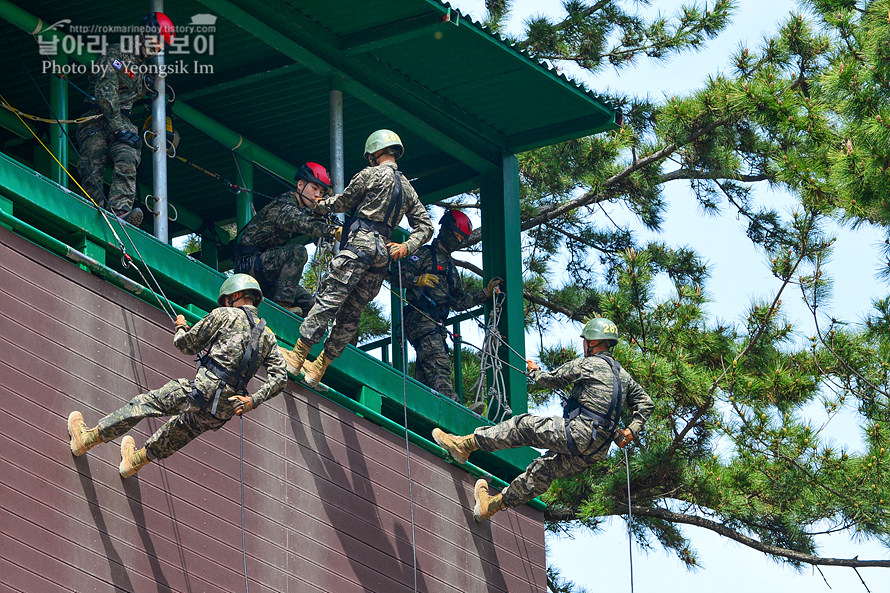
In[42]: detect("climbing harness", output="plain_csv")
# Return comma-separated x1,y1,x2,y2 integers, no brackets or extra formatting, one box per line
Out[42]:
395,258,420,593
471,288,511,422
562,352,623,456
188,307,266,416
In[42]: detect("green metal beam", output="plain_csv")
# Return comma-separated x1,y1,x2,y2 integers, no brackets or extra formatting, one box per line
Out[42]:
49,53,68,188
481,154,527,417
177,63,305,102
341,10,454,55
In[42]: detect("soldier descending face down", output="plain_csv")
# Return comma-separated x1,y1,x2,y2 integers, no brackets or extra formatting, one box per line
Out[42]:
432,318,654,522
234,162,340,316
391,210,502,404
76,12,175,227
280,129,434,388
66,274,287,478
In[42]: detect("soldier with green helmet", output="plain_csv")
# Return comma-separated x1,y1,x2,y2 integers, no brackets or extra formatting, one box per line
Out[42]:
281,129,434,388
67,273,287,478
432,317,653,522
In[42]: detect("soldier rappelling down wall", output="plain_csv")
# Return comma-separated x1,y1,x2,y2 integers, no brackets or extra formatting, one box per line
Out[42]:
280,130,434,388
433,318,654,521
234,162,341,316
76,12,176,227
392,210,502,403
66,275,287,477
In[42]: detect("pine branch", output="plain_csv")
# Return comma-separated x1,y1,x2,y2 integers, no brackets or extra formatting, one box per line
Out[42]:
659,168,771,183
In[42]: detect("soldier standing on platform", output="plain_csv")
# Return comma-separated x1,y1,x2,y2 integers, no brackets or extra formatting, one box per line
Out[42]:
392,210,501,403
280,129,434,388
234,162,340,316
76,12,175,226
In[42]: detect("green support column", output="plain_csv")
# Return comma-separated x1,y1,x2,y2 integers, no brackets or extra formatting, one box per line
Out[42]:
49,54,68,188
480,154,526,416
235,159,254,232
0,195,11,229
452,320,463,401
201,227,219,269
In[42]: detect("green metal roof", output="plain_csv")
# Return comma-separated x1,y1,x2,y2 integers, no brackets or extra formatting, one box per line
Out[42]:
0,0,618,237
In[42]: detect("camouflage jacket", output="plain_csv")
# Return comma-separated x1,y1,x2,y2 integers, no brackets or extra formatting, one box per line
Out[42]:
238,191,338,252
314,161,433,257
173,305,287,409
86,44,147,132
529,353,654,437
393,238,488,326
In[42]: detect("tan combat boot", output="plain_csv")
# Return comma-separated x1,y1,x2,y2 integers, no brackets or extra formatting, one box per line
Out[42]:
67,411,101,456
119,436,151,478
473,478,504,522
303,351,334,388
432,428,478,464
280,339,312,375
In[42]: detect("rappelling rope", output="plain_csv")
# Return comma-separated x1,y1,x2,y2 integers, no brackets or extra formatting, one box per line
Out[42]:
624,446,634,593
0,99,102,124
395,258,419,593
0,90,178,322
471,288,511,421
239,415,250,593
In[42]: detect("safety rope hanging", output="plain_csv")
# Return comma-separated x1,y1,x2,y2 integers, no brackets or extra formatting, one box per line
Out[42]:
471,288,512,422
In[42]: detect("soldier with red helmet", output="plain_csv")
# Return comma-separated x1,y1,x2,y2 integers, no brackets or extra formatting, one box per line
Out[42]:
392,210,502,403
234,162,340,315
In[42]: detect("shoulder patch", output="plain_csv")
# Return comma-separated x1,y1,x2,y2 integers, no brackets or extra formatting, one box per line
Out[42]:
409,255,420,261
111,59,123,71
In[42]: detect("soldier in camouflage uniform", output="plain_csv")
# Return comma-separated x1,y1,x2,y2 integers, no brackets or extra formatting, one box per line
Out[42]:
235,162,338,315
392,210,501,402
76,13,175,226
281,129,434,388
67,274,287,478
432,318,654,522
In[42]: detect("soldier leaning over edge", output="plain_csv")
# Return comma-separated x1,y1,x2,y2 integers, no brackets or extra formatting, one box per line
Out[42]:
279,129,434,388
432,318,654,522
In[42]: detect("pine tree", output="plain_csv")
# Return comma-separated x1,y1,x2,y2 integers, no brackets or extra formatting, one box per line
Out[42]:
442,0,890,577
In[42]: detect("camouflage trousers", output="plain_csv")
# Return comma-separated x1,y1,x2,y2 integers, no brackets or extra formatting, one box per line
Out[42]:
407,326,458,402
299,248,388,359
238,244,313,311
473,414,614,508
76,118,141,213
96,377,237,461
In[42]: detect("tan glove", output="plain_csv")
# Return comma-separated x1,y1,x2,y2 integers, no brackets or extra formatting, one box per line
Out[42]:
174,314,189,333
483,276,503,297
613,428,634,448
229,395,253,416
387,242,408,261
416,273,440,288
526,359,540,373
333,226,343,242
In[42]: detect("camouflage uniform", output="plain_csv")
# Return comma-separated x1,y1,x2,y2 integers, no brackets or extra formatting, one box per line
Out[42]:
96,306,287,461
76,44,147,214
473,353,653,508
392,238,489,401
235,191,338,311
299,161,434,359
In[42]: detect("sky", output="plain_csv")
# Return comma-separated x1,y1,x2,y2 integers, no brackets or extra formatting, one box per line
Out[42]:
435,1,890,592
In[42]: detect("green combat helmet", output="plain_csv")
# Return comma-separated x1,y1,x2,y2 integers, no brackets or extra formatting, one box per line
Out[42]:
218,273,263,306
364,129,404,160
580,317,619,345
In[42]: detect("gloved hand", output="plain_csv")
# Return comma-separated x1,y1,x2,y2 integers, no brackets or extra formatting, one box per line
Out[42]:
526,359,540,373
387,242,408,261
113,129,142,149
416,273,440,288
174,314,189,332
483,276,503,297
333,226,343,242
613,428,634,448
229,395,253,416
